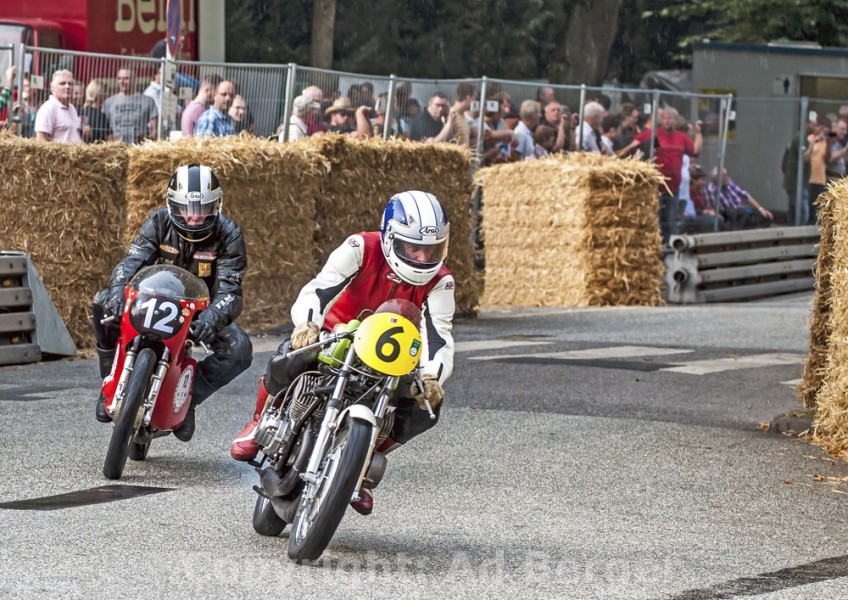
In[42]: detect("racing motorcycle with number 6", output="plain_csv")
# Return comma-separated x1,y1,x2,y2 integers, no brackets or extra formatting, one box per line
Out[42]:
100,265,209,480
248,300,432,562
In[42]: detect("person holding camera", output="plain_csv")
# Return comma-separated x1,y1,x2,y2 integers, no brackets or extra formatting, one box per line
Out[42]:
807,114,832,223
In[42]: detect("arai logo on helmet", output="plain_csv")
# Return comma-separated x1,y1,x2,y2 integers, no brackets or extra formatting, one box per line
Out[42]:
186,191,204,201
419,226,439,236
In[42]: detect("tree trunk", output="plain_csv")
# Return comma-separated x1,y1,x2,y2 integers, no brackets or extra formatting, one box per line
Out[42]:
311,0,337,69
560,0,623,86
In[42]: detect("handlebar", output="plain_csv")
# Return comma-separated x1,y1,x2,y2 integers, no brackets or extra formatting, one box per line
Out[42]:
413,372,437,421
284,331,350,359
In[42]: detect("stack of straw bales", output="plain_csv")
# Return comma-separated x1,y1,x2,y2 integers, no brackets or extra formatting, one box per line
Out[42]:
3,134,476,351
802,179,848,456
126,136,328,331
475,153,665,307
301,134,479,315
0,136,128,347
799,186,837,410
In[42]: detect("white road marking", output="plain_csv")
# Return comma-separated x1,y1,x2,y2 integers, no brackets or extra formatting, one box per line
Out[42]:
455,340,554,353
781,378,802,386
661,353,805,375
469,345,693,361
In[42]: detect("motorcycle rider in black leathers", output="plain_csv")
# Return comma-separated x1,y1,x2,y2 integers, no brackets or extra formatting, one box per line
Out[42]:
91,164,252,441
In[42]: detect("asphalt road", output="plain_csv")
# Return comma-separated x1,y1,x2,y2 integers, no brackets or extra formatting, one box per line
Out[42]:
3,291,848,599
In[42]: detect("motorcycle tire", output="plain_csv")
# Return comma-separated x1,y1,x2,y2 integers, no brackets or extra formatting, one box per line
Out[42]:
252,494,287,537
103,348,156,480
128,442,150,461
287,419,371,562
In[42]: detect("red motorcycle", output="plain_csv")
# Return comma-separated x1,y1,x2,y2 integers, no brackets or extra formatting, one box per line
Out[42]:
100,264,209,480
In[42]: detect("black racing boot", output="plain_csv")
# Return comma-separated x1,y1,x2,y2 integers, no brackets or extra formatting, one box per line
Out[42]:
95,346,116,423
173,371,216,442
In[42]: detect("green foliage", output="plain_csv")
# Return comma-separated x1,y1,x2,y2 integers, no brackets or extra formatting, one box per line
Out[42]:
644,0,848,65
226,0,578,79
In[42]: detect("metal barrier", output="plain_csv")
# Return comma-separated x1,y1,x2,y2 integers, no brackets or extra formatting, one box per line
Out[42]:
10,43,842,231
664,226,819,303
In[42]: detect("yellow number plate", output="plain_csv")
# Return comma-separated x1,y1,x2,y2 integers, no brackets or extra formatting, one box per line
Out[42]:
353,312,422,376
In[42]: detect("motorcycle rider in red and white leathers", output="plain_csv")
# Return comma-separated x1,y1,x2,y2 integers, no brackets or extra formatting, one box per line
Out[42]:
230,190,455,515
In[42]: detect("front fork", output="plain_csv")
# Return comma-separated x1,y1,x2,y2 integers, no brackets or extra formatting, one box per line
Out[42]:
107,337,170,426
299,342,397,494
141,348,170,427
107,337,141,417
351,377,397,501
300,344,358,485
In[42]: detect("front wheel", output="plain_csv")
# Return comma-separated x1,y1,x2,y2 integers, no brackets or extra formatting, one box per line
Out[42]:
287,419,372,562
103,348,156,480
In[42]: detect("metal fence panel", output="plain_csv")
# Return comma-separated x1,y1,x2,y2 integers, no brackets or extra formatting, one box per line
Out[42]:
14,43,845,233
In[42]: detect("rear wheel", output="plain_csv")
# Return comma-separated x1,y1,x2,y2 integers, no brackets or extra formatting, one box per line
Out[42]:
103,348,156,480
128,441,150,461
287,419,372,562
252,495,288,536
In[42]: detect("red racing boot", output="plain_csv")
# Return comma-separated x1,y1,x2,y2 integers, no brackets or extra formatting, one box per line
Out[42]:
230,378,271,462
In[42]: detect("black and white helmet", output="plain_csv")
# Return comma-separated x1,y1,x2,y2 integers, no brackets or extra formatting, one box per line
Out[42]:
166,164,222,242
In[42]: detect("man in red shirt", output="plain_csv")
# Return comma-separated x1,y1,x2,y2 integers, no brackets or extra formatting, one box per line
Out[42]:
230,191,455,515
623,107,702,242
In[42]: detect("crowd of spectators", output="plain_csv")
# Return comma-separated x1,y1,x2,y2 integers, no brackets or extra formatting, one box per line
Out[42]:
4,57,846,232
0,61,260,144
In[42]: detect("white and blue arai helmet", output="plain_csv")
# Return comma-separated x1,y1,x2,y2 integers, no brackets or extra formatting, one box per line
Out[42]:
380,191,450,286
166,164,223,242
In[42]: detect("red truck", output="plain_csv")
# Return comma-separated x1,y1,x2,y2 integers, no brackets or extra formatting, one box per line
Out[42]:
0,0,199,60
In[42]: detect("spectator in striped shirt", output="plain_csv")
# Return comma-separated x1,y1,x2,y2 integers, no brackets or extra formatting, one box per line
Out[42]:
706,167,773,230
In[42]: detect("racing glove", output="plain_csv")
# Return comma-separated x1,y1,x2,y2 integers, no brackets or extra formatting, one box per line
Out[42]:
190,314,218,346
103,292,125,321
412,374,444,411
291,321,320,350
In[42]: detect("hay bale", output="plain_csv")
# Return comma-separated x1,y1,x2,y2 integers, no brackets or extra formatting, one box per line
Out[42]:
476,153,665,307
811,178,848,456
0,138,128,350
126,136,327,331
299,134,479,315
800,185,837,409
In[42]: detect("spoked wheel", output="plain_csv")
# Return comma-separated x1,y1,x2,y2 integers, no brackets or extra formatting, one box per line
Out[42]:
252,494,288,537
103,348,156,480
287,419,371,562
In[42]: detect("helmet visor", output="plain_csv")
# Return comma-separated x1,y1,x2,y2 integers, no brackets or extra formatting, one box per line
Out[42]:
393,238,447,270
168,199,218,231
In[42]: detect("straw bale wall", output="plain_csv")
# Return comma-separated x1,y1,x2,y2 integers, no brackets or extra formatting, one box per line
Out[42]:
125,136,328,332
799,187,837,409
804,179,848,455
1,136,128,350
476,153,665,307
4,134,476,352
299,135,479,315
